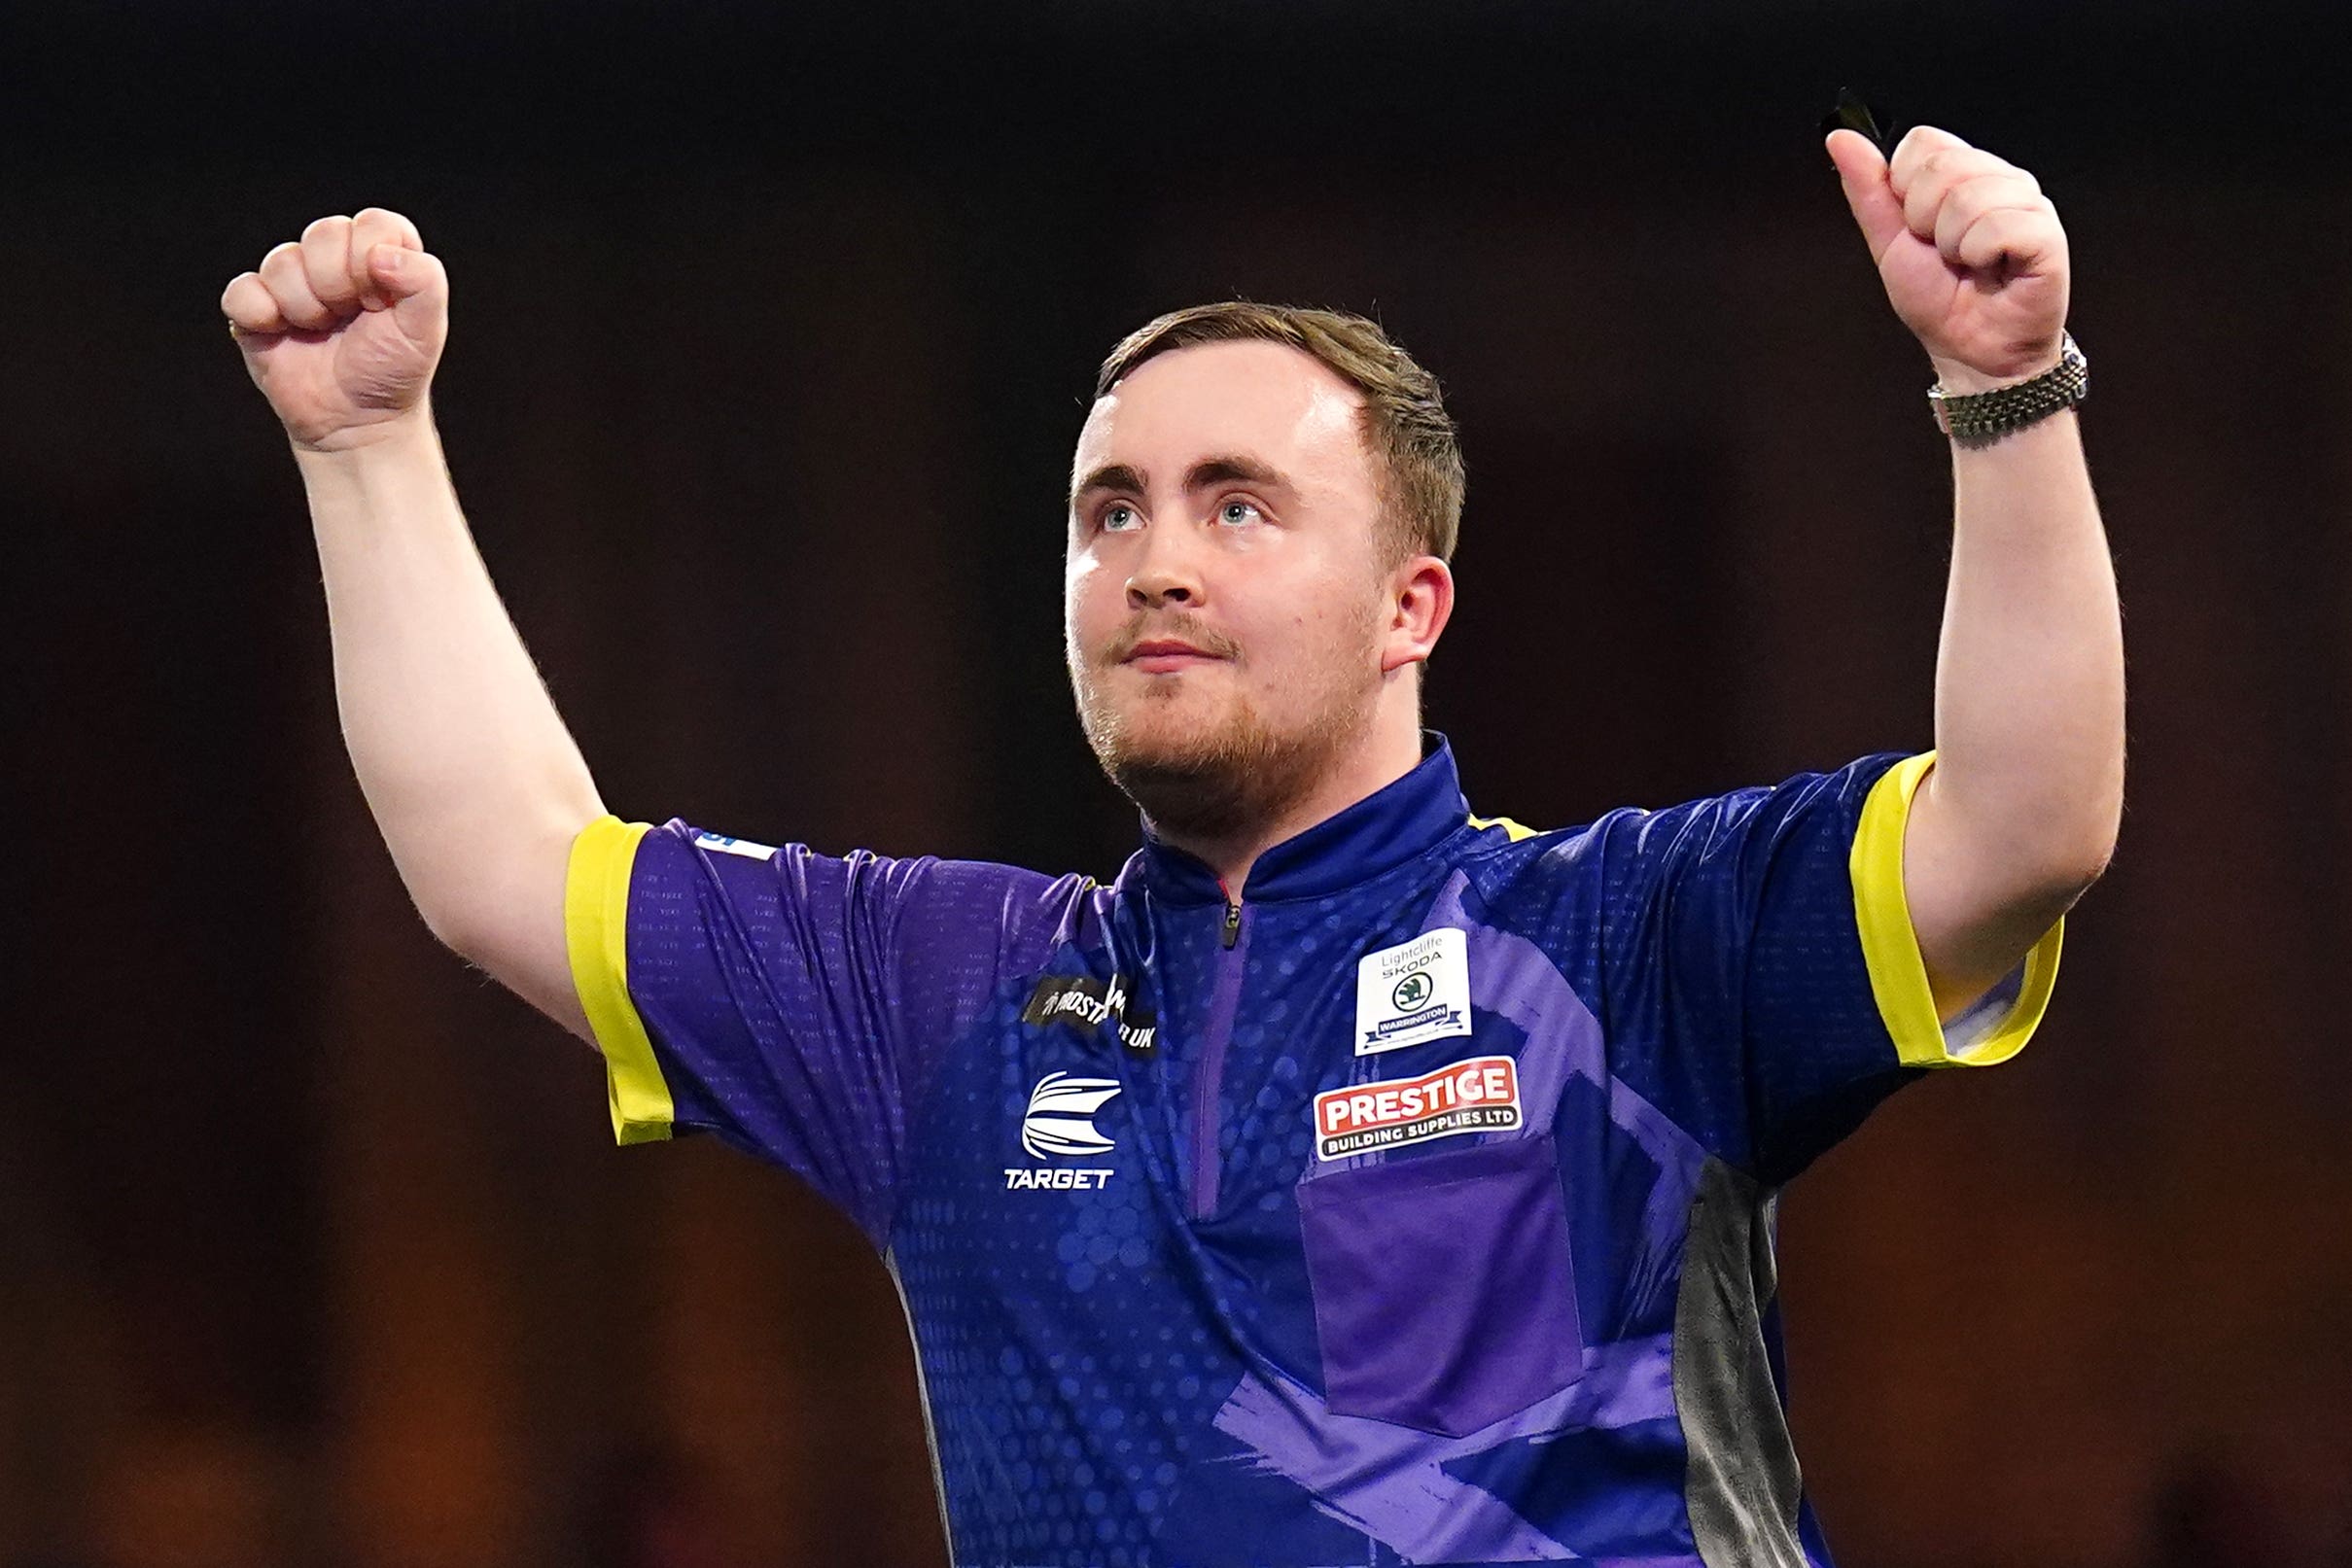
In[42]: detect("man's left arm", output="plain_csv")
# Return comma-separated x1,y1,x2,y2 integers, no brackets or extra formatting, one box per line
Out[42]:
1829,123,2125,1020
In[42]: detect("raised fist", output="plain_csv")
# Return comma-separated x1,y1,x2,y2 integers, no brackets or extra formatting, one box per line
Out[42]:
222,209,448,451
1829,126,2070,393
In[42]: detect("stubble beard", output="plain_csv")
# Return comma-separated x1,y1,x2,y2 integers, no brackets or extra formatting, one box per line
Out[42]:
1072,639,1377,849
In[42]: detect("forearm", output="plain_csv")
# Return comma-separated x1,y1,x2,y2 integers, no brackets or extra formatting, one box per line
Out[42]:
1913,406,2124,1000
1824,123,2124,1012
300,408,605,955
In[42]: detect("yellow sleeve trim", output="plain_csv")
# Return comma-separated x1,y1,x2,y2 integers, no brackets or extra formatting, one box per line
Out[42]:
1467,813,1541,842
565,816,677,1144
1850,753,2064,1069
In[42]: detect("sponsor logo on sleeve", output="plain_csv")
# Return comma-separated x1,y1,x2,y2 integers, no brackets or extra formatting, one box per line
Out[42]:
1022,972,1157,1055
1005,1072,1121,1190
1354,928,1472,1055
1312,1055,1521,1160
692,831,779,860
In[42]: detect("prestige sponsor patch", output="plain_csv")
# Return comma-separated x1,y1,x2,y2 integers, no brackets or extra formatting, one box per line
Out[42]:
1312,1055,1522,1160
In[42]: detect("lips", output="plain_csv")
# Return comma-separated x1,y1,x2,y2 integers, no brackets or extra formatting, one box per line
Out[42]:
1122,639,1222,674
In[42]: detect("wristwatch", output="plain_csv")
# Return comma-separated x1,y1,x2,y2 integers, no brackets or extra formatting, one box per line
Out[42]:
1927,332,2088,443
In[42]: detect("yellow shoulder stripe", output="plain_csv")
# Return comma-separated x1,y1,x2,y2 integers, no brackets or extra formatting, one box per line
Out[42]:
1467,813,1540,842
1850,752,2063,1068
565,815,677,1143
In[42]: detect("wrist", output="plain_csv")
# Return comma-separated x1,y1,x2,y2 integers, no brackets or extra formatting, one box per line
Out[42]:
1926,333,2087,445
293,407,446,506
1928,342,2065,397
290,402,439,463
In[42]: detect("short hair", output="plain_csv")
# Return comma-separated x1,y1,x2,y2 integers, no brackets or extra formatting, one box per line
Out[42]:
1093,302,1464,564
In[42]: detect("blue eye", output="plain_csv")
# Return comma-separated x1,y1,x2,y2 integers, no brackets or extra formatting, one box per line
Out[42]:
1101,504,1141,532
1218,500,1261,526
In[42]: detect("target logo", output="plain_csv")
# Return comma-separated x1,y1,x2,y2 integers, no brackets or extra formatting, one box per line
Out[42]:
1019,1072,1122,1160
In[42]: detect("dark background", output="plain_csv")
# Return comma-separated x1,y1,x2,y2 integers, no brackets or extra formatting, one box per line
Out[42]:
8,2,2352,1564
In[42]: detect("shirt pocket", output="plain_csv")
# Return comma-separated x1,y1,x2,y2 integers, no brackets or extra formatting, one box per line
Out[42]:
1295,1133,1584,1438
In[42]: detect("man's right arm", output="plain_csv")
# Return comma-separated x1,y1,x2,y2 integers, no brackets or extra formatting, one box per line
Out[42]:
224,209,602,1039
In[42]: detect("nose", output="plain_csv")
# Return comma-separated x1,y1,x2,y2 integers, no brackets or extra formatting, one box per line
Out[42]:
1124,525,1203,610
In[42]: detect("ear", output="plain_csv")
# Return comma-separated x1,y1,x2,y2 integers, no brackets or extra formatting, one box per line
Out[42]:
1380,554,1455,675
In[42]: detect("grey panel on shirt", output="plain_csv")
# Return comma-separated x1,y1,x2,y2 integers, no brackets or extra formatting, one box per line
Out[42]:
1675,1157,1806,1568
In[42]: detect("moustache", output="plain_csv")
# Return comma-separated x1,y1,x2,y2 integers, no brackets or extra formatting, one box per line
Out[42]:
1102,614,1243,666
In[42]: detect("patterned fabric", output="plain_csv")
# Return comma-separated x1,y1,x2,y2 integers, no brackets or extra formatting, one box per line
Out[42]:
565,737,2061,1566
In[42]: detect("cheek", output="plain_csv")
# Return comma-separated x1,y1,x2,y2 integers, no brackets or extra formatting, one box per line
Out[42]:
1274,570,1379,651
1065,551,1109,634
1235,589,1350,687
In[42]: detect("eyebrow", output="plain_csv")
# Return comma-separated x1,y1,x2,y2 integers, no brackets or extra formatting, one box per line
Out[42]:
1069,455,1290,506
1071,463,1146,505
1182,455,1285,494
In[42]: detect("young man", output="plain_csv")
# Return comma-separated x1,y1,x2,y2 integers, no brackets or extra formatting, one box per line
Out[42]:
223,123,2122,1565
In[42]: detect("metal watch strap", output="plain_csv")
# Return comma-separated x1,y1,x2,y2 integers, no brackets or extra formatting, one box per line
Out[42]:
1927,332,2088,442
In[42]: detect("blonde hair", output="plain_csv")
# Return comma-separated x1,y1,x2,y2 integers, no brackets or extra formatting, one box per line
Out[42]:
1095,302,1464,563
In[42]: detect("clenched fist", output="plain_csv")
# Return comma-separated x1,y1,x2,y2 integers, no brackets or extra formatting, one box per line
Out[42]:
222,209,448,452
1828,126,2069,394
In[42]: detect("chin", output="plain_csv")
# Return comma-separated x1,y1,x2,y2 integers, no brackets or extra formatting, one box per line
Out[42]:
1077,680,1334,842
1093,679,1244,760
1119,681,1218,734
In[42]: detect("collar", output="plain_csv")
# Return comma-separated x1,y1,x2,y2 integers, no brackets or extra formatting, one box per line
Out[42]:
1128,734,1472,906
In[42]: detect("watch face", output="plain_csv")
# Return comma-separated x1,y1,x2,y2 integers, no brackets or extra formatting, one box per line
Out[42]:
1820,87,1895,156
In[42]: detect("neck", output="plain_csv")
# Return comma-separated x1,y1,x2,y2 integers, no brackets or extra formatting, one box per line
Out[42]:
1156,707,1424,898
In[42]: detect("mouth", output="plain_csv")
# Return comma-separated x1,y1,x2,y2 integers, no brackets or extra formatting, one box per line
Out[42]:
1121,639,1225,675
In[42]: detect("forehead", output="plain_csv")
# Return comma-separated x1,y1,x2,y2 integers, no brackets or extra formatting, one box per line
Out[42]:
1073,339,1371,484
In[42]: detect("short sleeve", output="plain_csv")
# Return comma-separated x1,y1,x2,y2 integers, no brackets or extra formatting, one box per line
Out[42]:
1593,751,2062,1182
564,815,1079,1243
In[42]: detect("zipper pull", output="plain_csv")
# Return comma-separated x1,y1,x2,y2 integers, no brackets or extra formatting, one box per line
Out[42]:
1214,878,1245,949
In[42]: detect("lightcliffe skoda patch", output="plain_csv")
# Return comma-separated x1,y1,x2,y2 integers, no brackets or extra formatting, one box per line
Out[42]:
1354,927,1472,1055
1312,1056,1522,1160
